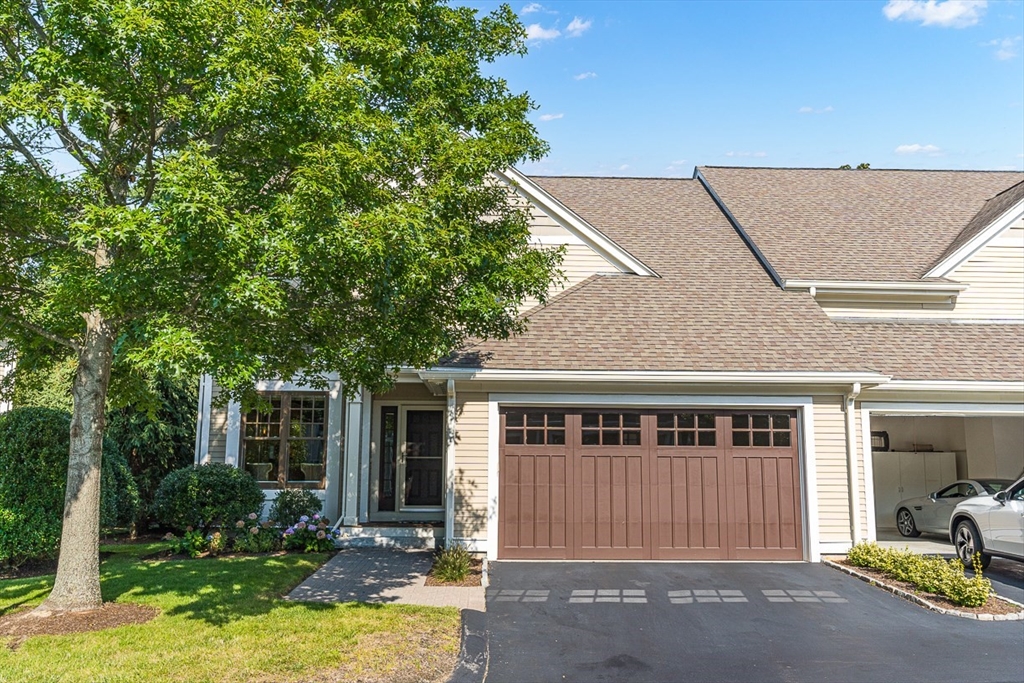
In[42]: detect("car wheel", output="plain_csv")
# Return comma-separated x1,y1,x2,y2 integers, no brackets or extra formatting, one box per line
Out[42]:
896,509,921,538
954,520,992,570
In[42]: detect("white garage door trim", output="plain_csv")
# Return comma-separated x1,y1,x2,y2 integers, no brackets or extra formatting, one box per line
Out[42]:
483,394,818,562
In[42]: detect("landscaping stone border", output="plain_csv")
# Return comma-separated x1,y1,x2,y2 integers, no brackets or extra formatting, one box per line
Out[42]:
823,558,1024,621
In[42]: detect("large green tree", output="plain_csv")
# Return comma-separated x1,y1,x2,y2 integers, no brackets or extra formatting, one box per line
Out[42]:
0,0,558,613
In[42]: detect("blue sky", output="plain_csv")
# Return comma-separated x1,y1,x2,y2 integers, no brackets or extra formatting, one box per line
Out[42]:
472,0,1024,176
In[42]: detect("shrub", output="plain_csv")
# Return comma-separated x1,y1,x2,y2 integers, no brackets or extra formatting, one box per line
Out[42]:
282,514,339,553
0,407,141,568
232,513,282,553
432,543,472,583
269,489,323,524
847,542,991,607
164,529,208,558
153,463,264,534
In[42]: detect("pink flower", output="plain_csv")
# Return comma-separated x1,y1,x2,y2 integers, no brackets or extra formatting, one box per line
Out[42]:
296,521,306,530
248,512,258,520
250,527,259,535
316,530,326,539
236,520,245,528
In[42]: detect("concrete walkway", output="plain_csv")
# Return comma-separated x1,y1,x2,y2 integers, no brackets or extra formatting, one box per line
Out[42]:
286,548,485,611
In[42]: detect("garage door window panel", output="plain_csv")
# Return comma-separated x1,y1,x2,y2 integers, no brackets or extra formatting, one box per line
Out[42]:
505,410,566,446
581,412,642,446
732,413,792,448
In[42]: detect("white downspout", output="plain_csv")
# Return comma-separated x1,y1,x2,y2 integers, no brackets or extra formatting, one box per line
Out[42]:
445,379,457,549
844,383,862,545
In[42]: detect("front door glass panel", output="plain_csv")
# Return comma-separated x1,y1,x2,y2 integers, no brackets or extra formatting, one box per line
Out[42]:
405,410,444,507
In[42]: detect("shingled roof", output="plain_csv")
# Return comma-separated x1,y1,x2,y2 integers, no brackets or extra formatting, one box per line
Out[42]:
932,179,1024,272
446,177,866,373
835,321,1024,382
697,167,1023,282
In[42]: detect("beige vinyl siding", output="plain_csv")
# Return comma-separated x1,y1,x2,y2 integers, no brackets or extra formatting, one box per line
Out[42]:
207,382,228,464
820,221,1024,321
373,382,438,403
520,205,621,312
854,407,868,540
946,222,1024,320
813,396,852,544
453,392,490,542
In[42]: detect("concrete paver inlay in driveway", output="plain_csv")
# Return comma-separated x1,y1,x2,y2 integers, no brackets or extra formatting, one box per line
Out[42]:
469,561,1024,683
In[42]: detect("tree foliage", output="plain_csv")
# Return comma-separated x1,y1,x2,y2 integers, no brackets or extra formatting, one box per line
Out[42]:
0,407,139,568
0,0,557,609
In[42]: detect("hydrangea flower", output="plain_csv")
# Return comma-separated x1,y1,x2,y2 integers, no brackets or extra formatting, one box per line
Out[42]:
236,520,245,528
284,527,294,536
296,521,307,530
316,530,326,539
248,512,258,520
250,526,259,535
312,513,320,520
299,515,309,523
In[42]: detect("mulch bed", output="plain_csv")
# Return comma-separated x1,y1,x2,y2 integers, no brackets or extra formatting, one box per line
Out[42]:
424,559,483,587
0,603,159,649
1,552,115,581
0,559,59,582
831,558,1023,616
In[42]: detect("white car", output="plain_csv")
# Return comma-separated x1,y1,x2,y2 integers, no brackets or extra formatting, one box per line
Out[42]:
894,479,1012,537
949,475,1024,569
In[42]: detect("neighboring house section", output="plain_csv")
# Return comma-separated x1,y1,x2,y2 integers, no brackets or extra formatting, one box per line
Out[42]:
194,166,1024,561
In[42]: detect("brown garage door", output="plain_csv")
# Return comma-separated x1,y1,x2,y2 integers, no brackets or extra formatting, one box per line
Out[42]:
499,409,802,560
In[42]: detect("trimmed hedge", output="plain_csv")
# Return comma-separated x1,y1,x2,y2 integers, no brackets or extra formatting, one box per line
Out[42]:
847,542,991,607
153,463,265,534
0,407,141,568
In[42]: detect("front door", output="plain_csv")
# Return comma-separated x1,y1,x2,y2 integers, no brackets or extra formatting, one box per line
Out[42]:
403,410,445,508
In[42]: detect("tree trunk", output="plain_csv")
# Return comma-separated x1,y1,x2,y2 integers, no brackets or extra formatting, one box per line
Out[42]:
35,311,115,614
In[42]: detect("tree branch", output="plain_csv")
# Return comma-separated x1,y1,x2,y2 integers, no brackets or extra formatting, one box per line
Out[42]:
0,312,79,352
0,120,48,176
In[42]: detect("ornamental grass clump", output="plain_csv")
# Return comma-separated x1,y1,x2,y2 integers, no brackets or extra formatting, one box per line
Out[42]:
283,515,340,553
846,542,991,607
432,543,473,583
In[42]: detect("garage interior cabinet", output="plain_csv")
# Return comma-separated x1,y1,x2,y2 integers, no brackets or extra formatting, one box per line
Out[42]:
872,451,957,530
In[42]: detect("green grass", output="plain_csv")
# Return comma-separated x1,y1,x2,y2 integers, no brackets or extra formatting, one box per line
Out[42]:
0,544,461,683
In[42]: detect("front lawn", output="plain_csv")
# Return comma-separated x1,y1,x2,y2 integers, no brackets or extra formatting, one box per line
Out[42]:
0,544,461,683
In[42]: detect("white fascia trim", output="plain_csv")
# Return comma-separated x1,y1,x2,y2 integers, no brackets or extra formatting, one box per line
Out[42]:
870,380,1024,394
420,368,890,386
494,166,658,277
926,198,1024,278
785,279,969,294
861,401,1024,416
486,397,500,561
254,373,340,393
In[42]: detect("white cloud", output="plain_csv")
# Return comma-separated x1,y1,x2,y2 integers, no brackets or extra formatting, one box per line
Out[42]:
798,105,835,114
617,164,630,172
725,151,768,158
565,17,592,38
895,143,944,156
665,160,689,175
984,36,1022,60
526,23,560,40
882,0,987,28
521,2,544,13
574,71,598,80
538,113,564,121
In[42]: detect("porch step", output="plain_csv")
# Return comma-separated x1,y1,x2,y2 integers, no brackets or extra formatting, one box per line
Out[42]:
334,525,443,550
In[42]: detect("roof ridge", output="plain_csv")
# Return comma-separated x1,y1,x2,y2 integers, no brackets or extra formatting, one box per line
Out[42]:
698,165,1023,174
527,174,696,181
986,178,1024,200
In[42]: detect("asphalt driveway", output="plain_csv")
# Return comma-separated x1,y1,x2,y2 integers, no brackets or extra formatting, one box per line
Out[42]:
455,561,1024,683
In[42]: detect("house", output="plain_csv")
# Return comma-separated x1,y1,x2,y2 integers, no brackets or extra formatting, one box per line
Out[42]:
193,165,1024,561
